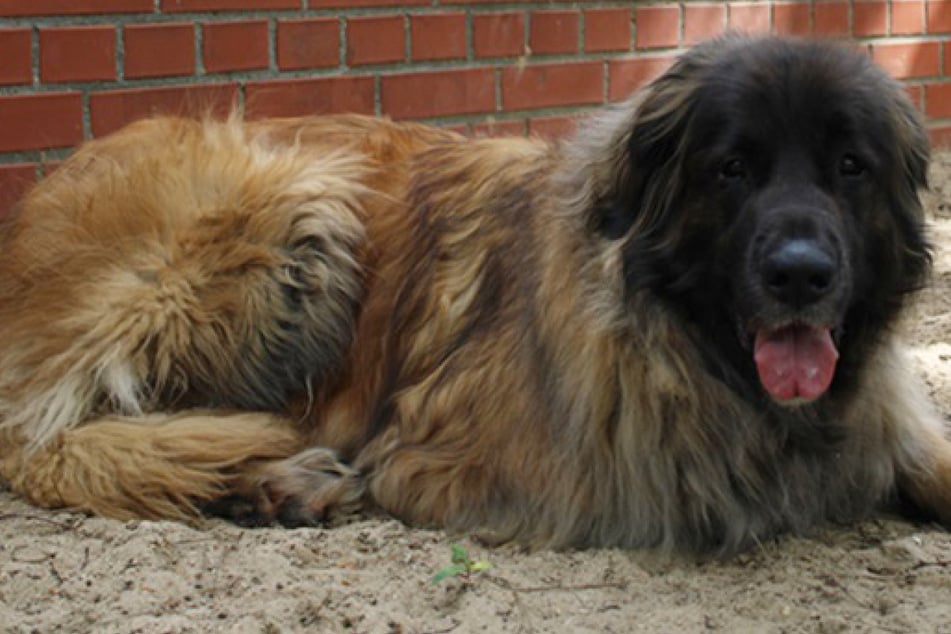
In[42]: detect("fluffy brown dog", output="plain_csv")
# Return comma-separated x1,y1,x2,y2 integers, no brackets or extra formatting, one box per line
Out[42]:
1,36,950,553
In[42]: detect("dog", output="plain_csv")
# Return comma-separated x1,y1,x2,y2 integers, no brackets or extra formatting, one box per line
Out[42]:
0,35,949,554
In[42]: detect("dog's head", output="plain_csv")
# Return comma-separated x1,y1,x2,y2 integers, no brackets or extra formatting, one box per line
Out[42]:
579,36,931,407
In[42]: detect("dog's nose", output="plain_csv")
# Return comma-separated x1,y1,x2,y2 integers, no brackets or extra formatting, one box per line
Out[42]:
761,239,836,307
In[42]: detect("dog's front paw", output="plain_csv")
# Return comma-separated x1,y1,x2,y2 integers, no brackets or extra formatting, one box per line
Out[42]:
203,448,367,528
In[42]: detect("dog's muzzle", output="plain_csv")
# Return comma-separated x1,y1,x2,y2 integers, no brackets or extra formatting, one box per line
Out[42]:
748,215,846,405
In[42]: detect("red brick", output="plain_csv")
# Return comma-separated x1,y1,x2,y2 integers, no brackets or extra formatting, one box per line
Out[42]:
584,8,631,53
441,124,470,136
892,0,926,34
0,29,32,86
0,93,83,152
608,56,675,101
89,84,237,137
310,0,427,6
162,0,299,11
42,161,63,176
871,41,941,78
927,0,951,32
40,26,116,83
0,163,36,219
905,84,923,109
528,115,577,139
930,124,951,147
124,23,195,79
773,2,811,35
382,68,495,119
728,3,771,32
530,10,579,55
854,1,888,36
473,12,525,58
814,2,850,36
946,42,951,74
277,18,339,70
684,4,727,44
410,13,466,61
501,61,602,111
246,76,374,119
925,83,951,118
203,21,269,73
347,15,404,66
0,0,150,15
635,6,680,49
471,119,526,137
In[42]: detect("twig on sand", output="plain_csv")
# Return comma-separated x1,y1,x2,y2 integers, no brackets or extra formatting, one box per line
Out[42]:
420,622,460,634
488,576,628,594
0,512,83,530
912,559,951,570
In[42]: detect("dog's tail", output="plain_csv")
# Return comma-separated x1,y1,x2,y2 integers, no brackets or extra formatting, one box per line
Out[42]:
0,411,302,520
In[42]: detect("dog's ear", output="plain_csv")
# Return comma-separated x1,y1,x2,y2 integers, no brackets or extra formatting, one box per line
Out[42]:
885,84,932,293
565,41,721,241
604,68,699,239
890,89,930,198
892,94,930,207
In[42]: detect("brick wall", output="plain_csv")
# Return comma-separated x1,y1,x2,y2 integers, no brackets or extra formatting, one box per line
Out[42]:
1,1,950,216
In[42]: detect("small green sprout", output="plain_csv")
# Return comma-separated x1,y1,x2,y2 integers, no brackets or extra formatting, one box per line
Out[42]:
431,543,491,585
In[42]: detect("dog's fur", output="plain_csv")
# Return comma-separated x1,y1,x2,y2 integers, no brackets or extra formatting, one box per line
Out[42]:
2,36,950,553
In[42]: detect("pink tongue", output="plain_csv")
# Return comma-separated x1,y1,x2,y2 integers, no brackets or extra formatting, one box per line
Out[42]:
753,324,838,403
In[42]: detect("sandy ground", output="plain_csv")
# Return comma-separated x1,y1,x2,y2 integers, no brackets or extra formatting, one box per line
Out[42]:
2,153,951,634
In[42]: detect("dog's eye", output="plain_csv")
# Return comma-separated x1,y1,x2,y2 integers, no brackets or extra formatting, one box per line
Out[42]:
719,158,747,181
838,154,865,178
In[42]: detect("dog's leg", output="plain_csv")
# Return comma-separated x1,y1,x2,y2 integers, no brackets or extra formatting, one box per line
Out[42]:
0,411,303,521
873,349,951,526
894,422,951,526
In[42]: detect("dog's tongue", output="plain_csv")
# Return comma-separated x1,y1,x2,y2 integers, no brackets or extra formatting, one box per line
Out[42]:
753,324,838,403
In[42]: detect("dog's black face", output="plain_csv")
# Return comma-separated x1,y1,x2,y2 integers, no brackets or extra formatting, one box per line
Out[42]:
614,37,931,408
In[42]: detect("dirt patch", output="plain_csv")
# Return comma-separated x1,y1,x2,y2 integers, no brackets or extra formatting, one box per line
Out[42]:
2,153,951,634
